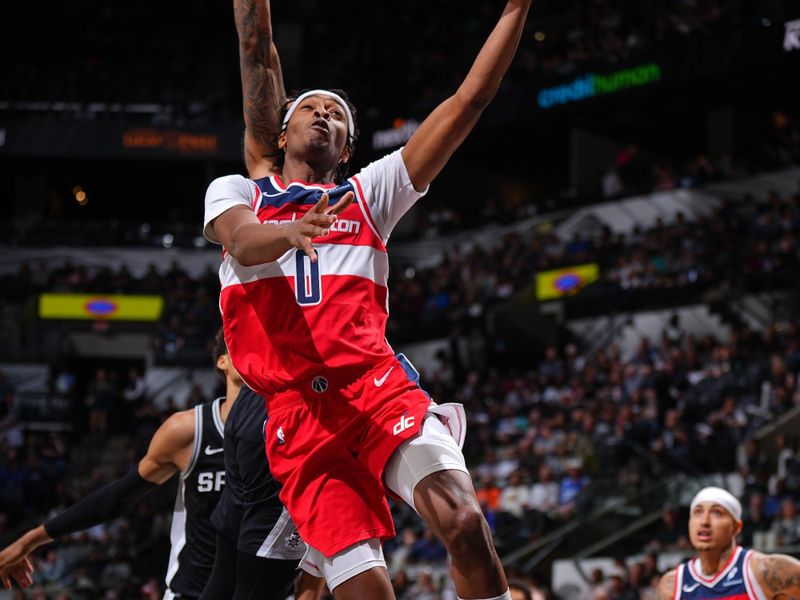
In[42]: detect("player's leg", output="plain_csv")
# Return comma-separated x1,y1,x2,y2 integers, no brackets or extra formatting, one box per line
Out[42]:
231,551,297,600
302,539,395,600
384,414,509,600
198,533,238,600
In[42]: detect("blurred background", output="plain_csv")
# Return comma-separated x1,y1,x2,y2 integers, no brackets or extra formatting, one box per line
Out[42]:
1,0,800,597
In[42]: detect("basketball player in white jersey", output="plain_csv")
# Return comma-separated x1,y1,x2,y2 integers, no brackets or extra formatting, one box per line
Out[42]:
205,0,534,598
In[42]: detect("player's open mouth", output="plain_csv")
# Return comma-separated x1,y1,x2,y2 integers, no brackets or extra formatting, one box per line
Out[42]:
310,120,330,135
696,531,712,541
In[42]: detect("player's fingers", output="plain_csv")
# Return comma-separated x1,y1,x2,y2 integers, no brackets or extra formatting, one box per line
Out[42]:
11,568,31,589
301,239,317,263
305,213,337,227
326,192,354,215
1,570,11,590
301,224,329,238
309,193,330,214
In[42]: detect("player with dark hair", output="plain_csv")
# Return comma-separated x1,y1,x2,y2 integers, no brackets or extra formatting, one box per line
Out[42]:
203,0,533,597
0,332,236,599
657,487,800,600
200,381,323,600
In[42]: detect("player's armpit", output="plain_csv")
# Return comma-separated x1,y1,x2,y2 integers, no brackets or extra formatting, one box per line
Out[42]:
139,410,196,481
656,570,676,600
753,553,800,600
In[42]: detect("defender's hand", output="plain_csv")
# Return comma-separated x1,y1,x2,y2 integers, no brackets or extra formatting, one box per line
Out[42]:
0,538,35,590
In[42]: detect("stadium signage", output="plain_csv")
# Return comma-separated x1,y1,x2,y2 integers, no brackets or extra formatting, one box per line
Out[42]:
122,128,218,153
535,263,599,301
537,63,661,109
39,293,164,321
785,19,800,52
372,119,420,150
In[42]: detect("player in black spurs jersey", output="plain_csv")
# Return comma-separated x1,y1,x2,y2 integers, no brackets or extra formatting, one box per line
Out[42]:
0,331,234,599
199,385,324,600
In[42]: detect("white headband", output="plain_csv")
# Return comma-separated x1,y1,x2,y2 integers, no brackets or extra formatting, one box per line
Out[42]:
282,89,354,139
690,487,742,521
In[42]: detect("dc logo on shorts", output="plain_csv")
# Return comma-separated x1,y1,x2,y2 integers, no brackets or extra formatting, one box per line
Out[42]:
311,376,328,393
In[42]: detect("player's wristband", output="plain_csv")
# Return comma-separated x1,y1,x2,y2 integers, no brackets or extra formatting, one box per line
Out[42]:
44,468,159,539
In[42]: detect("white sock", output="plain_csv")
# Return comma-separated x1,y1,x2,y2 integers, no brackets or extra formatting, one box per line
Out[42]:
457,591,511,600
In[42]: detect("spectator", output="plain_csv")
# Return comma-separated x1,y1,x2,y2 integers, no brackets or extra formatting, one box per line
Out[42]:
770,498,800,547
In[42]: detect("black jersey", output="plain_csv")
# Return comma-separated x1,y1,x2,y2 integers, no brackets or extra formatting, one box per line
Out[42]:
164,398,226,599
210,386,303,559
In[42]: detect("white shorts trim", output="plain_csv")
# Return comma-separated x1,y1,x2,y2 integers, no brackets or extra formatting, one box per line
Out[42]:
384,411,469,512
300,538,386,590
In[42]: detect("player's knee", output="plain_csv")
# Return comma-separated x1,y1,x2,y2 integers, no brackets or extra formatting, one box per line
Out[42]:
440,503,489,555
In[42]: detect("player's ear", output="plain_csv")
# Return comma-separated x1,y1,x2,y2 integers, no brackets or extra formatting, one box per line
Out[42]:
339,144,351,164
278,132,287,152
734,519,743,536
216,354,229,372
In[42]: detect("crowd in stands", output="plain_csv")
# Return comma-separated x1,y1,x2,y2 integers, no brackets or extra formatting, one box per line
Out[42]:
4,0,740,123
3,179,799,360
3,188,800,595
3,306,800,597
389,183,800,340
601,113,800,201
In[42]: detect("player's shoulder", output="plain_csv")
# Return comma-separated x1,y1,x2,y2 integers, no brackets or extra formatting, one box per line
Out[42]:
657,568,677,600
157,408,197,445
750,550,800,591
351,148,405,181
205,174,257,200
208,173,253,187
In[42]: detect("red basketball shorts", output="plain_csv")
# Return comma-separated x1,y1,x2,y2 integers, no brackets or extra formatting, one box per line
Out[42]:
263,354,431,557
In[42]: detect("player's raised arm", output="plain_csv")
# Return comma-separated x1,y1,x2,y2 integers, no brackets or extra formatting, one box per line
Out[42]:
753,552,800,599
0,411,195,590
402,0,533,191
234,0,287,179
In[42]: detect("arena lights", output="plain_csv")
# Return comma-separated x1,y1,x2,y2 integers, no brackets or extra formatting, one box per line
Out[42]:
537,63,661,109
72,185,88,205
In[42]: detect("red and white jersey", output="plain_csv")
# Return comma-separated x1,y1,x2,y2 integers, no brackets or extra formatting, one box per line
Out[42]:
203,149,427,396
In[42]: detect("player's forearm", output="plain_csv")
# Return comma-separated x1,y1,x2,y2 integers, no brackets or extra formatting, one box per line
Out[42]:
456,0,532,109
18,527,51,555
234,0,286,153
43,468,159,539
229,222,294,266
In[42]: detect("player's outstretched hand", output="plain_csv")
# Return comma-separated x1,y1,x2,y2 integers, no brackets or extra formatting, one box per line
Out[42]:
0,542,34,590
287,192,354,262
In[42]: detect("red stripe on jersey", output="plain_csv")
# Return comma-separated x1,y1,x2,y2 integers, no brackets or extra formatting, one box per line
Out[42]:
351,175,383,244
220,274,393,395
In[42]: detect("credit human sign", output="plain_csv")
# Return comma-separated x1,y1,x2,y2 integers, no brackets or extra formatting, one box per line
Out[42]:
537,63,661,109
